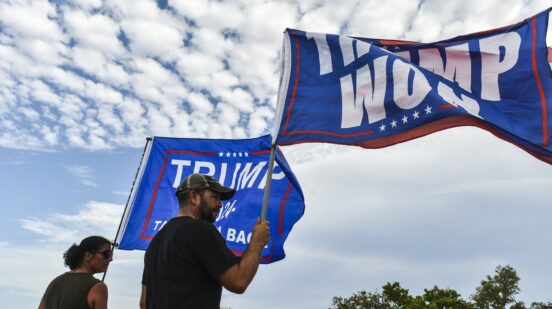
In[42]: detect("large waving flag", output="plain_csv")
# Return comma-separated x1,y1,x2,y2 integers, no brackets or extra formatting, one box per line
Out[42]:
274,8,552,164
117,135,304,263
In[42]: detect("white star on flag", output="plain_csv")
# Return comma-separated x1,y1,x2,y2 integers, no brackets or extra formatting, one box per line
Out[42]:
238,152,243,157
425,105,432,114
413,111,420,119
233,152,237,157
226,152,231,157
402,115,408,123
219,152,224,157
391,120,397,128
379,124,386,131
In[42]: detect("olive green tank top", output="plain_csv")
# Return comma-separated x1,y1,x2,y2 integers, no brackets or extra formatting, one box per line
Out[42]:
43,272,101,309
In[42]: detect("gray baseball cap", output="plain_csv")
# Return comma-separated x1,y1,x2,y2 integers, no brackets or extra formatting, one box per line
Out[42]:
175,173,235,200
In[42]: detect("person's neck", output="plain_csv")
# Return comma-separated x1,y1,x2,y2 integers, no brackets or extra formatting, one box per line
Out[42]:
71,264,92,274
177,207,197,219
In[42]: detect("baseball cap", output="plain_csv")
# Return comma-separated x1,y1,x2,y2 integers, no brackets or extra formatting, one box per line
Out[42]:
175,173,235,200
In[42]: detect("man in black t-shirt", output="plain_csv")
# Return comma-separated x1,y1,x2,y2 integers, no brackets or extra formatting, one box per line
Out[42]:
140,173,270,309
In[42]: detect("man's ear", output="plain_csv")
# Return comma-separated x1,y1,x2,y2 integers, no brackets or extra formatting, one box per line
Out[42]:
189,191,200,206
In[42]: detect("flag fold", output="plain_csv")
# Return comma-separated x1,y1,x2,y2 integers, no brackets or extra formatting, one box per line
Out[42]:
274,8,552,164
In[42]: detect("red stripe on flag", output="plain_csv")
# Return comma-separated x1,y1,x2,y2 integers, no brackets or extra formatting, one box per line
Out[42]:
278,183,293,235
284,129,374,137
250,150,271,155
140,150,170,240
140,149,217,240
168,150,217,156
531,16,548,147
278,115,552,165
439,104,457,110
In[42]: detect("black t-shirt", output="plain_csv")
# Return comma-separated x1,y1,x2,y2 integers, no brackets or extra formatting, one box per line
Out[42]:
142,216,240,309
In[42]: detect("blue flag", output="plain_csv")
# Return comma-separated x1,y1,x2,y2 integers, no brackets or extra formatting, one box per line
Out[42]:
274,8,552,164
117,135,304,263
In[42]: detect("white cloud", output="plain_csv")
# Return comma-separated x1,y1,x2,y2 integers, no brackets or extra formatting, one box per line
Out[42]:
47,68,87,94
345,0,420,39
298,0,357,34
112,190,130,196
41,125,59,145
0,0,63,41
74,0,102,11
190,27,234,59
216,103,240,127
403,0,551,42
19,107,40,121
30,80,62,105
84,80,124,104
21,201,123,242
176,50,225,88
0,130,44,150
187,92,214,114
0,0,316,149
172,1,244,29
209,70,240,92
130,57,188,105
218,87,254,113
71,47,108,75
64,9,125,57
16,37,67,66
64,164,97,187
122,18,184,60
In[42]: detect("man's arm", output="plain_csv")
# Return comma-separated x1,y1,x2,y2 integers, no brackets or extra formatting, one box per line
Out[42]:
218,219,270,294
88,281,108,309
139,285,147,309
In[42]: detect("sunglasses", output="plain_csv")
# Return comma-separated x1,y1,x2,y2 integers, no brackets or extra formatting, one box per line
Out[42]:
92,249,113,259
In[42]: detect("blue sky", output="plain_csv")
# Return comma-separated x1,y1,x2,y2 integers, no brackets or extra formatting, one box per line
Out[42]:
0,0,551,308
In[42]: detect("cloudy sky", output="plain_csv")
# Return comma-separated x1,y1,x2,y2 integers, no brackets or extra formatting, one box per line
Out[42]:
1,0,551,308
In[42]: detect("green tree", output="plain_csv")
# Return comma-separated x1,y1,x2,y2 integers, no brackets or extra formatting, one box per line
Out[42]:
330,290,388,309
510,302,527,309
530,302,552,309
422,286,474,309
382,282,413,306
471,265,521,309
329,265,551,309
330,283,474,309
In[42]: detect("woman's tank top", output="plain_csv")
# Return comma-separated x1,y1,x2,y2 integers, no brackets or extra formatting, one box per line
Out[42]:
42,272,101,309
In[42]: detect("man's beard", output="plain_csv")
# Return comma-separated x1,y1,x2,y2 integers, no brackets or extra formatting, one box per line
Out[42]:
198,199,217,223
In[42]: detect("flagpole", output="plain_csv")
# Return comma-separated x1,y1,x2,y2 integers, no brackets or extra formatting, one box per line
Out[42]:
260,144,277,221
261,30,289,220
102,137,152,282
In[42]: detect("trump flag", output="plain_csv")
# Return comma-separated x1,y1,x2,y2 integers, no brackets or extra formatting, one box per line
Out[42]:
117,135,304,263
274,8,552,164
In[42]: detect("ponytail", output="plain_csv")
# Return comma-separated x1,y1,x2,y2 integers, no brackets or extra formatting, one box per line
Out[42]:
62,236,111,270
63,244,84,270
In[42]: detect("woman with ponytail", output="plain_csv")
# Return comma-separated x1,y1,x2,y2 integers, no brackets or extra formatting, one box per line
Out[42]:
38,236,113,309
